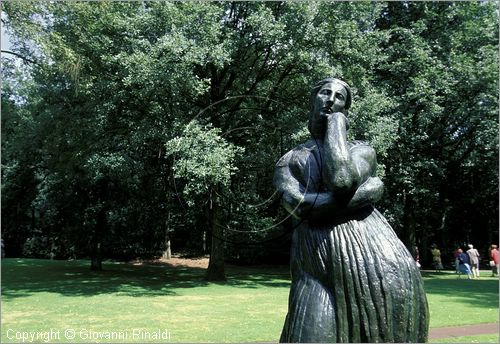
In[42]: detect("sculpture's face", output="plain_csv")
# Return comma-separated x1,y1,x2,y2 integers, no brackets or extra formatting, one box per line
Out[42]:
313,82,348,118
309,82,348,138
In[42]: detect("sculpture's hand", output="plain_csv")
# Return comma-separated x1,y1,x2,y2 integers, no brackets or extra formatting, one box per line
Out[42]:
280,177,384,221
323,112,361,195
347,176,384,209
321,110,349,130
274,135,383,222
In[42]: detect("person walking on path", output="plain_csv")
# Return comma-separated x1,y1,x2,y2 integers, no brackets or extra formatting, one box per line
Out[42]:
466,244,480,278
489,245,499,277
414,246,421,269
431,244,443,272
453,247,461,274
457,248,473,279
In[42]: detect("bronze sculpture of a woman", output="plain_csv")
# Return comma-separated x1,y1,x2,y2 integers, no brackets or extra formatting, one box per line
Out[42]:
274,78,429,343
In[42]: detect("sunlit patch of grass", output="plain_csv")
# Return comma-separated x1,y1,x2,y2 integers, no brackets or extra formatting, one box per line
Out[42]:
422,270,499,328
1,259,289,343
1,260,498,343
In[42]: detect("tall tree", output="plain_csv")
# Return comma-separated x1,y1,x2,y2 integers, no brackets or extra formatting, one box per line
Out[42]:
2,1,497,269
375,1,498,260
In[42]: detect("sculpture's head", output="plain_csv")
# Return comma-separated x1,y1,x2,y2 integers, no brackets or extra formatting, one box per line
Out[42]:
308,77,351,139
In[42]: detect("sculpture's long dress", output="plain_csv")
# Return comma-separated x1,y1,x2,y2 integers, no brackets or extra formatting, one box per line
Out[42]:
276,140,429,343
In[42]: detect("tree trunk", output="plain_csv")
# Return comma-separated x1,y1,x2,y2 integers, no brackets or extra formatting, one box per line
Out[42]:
438,203,450,248
163,237,172,260
162,213,172,259
50,240,56,260
90,183,106,271
206,188,225,281
90,242,102,271
402,191,416,256
487,216,493,248
202,231,207,253
31,206,36,233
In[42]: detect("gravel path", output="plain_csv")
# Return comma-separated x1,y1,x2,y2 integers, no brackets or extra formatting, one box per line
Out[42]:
130,255,209,269
429,322,499,339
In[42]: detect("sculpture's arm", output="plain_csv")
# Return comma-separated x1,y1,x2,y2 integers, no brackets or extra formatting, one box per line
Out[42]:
299,176,384,220
322,112,382,196
274,157,383,220
274,161,332,219
323,112,361,194
344,176,384,210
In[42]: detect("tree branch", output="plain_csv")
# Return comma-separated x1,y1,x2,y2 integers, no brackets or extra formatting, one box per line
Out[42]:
1,50,37,64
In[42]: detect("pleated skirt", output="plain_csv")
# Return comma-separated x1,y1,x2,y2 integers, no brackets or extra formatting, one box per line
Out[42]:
280,206,429,343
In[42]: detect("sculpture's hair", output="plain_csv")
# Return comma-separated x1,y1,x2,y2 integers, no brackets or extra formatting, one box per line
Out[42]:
310,77,351,110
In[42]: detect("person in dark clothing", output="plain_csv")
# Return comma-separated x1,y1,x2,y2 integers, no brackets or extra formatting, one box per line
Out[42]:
457,248,472,279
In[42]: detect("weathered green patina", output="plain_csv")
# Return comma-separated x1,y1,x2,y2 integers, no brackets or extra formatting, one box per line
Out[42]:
274,78,429,343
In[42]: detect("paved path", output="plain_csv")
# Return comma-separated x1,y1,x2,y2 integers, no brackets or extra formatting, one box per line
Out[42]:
429,322,499,339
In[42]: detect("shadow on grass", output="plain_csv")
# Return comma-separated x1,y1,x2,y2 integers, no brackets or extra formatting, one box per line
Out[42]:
422,271,499,310
1,258,290,299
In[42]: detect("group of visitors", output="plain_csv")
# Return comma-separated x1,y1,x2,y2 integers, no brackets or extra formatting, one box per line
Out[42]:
454,245,479,279
423,243,499,278
453,244,499,278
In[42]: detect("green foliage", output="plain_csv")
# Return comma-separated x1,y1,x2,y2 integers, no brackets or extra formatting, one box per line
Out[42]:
372,1,499,259
166,121,243,204
1,1,498,264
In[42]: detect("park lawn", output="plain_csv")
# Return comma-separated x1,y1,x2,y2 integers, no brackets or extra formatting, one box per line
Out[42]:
2,259,290,343
422,270,499,328
1,259,499,343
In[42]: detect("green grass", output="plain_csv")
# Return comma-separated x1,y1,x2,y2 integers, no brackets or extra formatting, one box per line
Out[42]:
1,259,289,343
422,271,499,328
1,259,498,343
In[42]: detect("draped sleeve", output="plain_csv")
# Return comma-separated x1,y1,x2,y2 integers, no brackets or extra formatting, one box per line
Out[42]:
273,141,327,219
